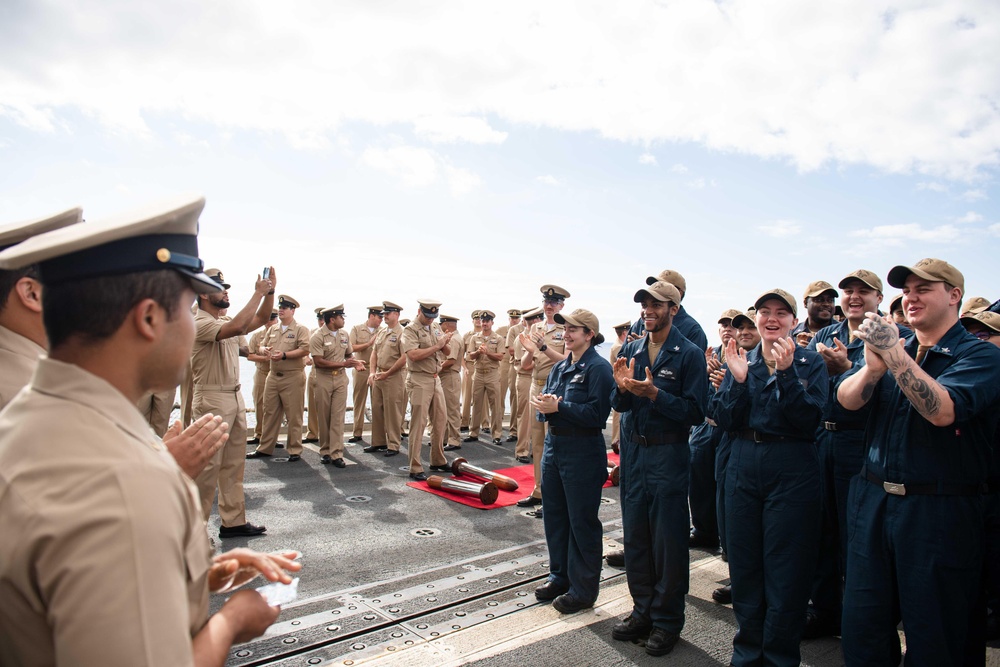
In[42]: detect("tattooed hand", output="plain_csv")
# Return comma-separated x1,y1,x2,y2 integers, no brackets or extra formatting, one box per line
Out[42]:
856,312,899,354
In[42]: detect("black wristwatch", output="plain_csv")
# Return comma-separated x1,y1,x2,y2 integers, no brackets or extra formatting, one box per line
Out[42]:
282,352,287,360
539,344,548,353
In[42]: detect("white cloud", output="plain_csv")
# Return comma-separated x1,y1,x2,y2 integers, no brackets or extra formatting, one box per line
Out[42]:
360,144,480,195
3,1,1000,178
639,152,657,166
413,116,507,144
849,222,960,246
916,181,947,192
757,219,802,237
670,163,690,174
955,211,983,223
536,174,562,186
962,188,988,201
989,223,1000,237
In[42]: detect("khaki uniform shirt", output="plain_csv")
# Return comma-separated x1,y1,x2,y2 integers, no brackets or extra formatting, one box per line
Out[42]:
191,309,240,387
248,327,270,373
469,330,505,373
263,320,311,373
530,321,566,381
310,325,353,371
0,358,210,666
443,333,465,374
506,323,525,356
401,321,446,374
0,325,44,410
348,323,378,363
372,324,404,372
513,329,533,377
610,341,623,362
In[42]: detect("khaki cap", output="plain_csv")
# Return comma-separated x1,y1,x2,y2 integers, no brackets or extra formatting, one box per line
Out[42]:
962,296,991,315
479,309,496,320
382,301,403,312
634,281,682,305
507,308,522,318
471,309,482,319
0,194,220,293
839,269,883,293
313,306,325,315
0,207,83,251
269,309,278,318
399,318,411,327
613,320,632,331
803,280,838,300
755,289,798,317
889,294,904,314
322,305,345,316
439,314,459,323
961,311,1000,334
540,284,571,301
732,310,757,328
645,269,687,297
554,308,600,334
367,305,385,315
418,300,441,317
278,295,300,309
887,258,965,293
522,307,543,320
718,308,742,324
203,268,231,290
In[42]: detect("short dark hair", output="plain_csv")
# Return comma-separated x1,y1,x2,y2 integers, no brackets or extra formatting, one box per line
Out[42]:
0,265,39,313
322,312,341,325
43,270,191,350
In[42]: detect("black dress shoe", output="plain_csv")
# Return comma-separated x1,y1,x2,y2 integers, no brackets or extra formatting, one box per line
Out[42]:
462,435,479,443
516,456,531,464
246,437,260,445
332,458,346,468
409,471,428,481
801,609,841,639
287,454,301,462
492,438,502,445
534,581,569,601
552,594,593,614
482,428,490,434
612,614,652,641
275,442,284,448
246,451,271,459
689,531,720,549
219,522,267,538
460,426,469,432
347,436,363,443
605,549,625,567
363,445,387,453
516,496,542,507
534,507,543,518
384,449,399,457
712,584,732,604
444,444,462,451
302,437,319,444
401,432,409,437
320,455,332,464
645,627,680,656
505,435,517,442
429,464,450,472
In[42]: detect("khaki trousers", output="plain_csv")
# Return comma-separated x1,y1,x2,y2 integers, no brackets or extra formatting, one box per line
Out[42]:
193,387,248,526
470,369,501,438
180,362,194,427
440,371,462,445
305,368,318,439
257,370,306,455
252,368,268,438
529,378,548,499
611,409,621,445
405,372,447,474
316,370,348,459
139,388,175,438
513,373,532,458
371,371,405,450
351,367,371,437
461,367,474,428
507,362,520,436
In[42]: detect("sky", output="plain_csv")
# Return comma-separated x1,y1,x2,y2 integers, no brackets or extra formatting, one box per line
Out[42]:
2,0,998,345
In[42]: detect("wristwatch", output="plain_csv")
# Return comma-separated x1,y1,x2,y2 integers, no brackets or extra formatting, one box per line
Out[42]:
539,344,548,353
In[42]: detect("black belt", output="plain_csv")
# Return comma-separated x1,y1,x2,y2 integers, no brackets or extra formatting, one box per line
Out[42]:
549,426,602,437
822,420,866,432
734,429,797,443
630,431,688,446
862,467,986,497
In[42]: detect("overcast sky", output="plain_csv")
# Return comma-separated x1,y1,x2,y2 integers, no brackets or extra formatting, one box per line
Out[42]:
2,0,997,344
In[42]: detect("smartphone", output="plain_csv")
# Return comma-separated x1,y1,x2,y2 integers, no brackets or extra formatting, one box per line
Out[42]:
263,267,271,280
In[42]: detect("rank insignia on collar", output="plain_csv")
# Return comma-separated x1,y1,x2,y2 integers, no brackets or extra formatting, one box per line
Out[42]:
940,347,950,353
798,357,807,363
673,346,680,351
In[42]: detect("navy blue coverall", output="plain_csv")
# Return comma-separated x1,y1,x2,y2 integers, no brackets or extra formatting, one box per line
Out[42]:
688,345,723,545
840,322,1000,667
538,344,614,606
612,326,707,634
712,344,827,667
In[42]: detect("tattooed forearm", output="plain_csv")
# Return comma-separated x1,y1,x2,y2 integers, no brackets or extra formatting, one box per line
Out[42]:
861,317,899,351
895,367,941,418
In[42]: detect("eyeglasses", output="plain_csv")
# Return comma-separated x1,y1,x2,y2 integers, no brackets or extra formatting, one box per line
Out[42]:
973,331,999,341
810,296,836,305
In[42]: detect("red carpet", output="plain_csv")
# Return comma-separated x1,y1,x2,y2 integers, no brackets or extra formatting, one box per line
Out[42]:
407,452,621,510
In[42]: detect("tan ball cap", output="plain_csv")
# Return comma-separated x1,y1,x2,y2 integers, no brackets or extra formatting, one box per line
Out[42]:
961,310,1000,334
732,310,757,329
803,280,838,300
718,308,742,323
962,296,991,315
887,258,965,293
634,281,682,305
839,269,883,293
554,308,600,334
755,289,798,317
645,269,687,297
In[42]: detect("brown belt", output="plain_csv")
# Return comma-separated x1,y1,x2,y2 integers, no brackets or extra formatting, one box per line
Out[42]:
195,383,240,392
